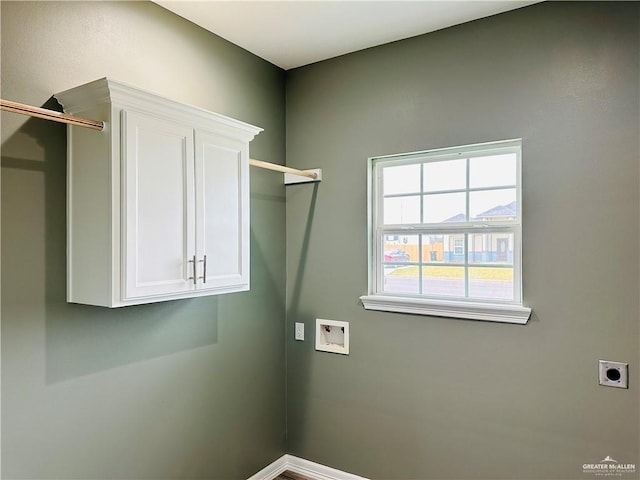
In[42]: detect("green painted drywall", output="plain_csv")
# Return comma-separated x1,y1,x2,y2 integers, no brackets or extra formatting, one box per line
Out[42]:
285,3,639,479
1,1,286,478
3,2,639,479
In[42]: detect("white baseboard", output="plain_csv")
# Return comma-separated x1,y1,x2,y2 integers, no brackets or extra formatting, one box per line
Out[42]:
248,455,289,480
248,454,369,480
286,455,369,480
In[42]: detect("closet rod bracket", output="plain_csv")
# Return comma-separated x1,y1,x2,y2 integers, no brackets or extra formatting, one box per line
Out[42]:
249,158,321,184
284,168,322,185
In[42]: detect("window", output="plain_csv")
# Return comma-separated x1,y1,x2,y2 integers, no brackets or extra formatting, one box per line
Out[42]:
361,140,531,324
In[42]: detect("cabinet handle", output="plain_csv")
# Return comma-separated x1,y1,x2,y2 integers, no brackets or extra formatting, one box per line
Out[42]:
188,255,197,285
198,255,207,284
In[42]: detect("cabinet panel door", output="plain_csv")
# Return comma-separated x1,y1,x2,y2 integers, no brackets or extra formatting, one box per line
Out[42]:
122,111,195,299
195,130,249,291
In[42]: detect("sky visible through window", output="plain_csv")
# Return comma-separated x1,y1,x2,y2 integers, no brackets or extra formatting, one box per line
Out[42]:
383,154,517,225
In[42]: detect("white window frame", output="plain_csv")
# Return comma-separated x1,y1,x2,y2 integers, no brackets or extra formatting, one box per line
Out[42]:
360,139,531,324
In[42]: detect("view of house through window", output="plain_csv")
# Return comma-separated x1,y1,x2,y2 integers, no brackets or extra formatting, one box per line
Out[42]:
370,140,522,306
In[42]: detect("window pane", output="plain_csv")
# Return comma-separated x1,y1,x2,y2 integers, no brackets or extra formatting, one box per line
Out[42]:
469,267,514,301
384,196,420,224
422,266,465,297
383,235,417,264
445,233,465,263
469,189,516,221
469,233,513,264
383,265,419,294
423,159,466,192
383,164,421,195
423,192,466,223
422,234,444,263
469,153,516,188
422,234,464,264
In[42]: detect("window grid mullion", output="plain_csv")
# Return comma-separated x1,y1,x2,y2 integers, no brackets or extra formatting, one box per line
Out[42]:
377,231,383,293
464,158,470,298
383,185,517,199
418,234,423,295
464,233,469,298
382,225,517,236
419,163,424,224
419,163,424,294
465,157,470,222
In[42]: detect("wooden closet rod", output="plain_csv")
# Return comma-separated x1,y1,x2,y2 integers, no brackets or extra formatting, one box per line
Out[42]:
1,98,105,131
249,159,317,179
1,98,318,180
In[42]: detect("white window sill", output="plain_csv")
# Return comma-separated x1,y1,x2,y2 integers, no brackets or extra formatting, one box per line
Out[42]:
360,295,531,324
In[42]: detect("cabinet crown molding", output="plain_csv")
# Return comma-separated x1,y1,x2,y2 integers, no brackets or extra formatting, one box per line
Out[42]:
55,77,263,142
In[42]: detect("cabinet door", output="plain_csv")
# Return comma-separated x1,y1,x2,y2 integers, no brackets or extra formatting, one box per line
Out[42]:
122,110,196,300
194,130,249,292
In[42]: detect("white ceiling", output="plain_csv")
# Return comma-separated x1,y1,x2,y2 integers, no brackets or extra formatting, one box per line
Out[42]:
154,1,539,70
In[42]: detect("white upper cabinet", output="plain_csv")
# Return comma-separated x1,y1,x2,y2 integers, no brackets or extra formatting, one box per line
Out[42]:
122,110,196,301
195,129,249,292
55,78,261,307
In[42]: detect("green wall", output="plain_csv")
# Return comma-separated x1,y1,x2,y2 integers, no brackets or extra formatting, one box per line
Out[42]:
1,2,286,478
285,2,639,479
2,2,639,480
